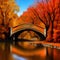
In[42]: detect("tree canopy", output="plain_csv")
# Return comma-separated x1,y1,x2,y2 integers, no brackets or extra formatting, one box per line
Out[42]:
0,0,19,39
19,0,60,42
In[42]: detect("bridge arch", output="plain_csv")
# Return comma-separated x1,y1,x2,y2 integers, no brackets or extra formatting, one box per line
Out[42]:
12,23,45,36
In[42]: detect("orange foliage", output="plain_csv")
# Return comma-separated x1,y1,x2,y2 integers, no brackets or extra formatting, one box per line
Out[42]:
19,0,60,42
0,0,19,40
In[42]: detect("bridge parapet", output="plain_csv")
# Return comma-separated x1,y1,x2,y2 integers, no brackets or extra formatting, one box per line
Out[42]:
12,23,45,36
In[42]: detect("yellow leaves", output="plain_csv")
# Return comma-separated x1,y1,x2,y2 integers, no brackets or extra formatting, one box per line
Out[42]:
9,19,14,27
9,14,18,27
9,0,15,2
9,0,19,12
0,0,20,40
0,1,19,23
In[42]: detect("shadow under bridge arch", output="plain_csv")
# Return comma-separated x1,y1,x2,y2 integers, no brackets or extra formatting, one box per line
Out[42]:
12,23,46,40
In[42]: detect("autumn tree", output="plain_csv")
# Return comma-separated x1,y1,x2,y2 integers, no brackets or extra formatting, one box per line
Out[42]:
0,0,19,40
41,0,60,42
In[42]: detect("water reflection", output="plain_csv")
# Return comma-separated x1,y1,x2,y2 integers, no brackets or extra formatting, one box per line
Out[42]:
12,48,60,60
12,47,46,60
0,43,60,60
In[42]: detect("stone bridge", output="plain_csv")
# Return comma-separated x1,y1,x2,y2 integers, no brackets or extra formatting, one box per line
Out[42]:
11,23,46,37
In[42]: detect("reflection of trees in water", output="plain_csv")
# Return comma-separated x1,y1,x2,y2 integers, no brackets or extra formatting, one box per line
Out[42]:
0,43,14,60
27,55,54,60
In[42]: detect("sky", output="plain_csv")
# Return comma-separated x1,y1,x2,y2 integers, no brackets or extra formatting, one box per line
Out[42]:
15,0,35,16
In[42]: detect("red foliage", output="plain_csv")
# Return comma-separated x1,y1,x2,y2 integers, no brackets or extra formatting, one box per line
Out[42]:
19,0,60,42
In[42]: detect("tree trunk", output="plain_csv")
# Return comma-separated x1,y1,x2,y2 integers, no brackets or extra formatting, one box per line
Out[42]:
46,21,53,42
